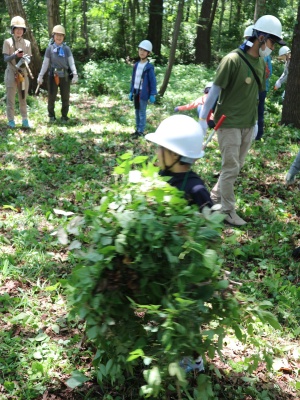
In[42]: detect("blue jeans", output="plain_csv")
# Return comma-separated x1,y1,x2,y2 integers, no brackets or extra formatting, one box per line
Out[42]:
256,91,266,140
135,99,147,133
289,149,300,177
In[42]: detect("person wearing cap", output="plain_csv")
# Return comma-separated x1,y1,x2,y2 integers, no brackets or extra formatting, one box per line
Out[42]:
274,45,291,98
145,115,213,210
37,25,78,123
174,82,215,129
129,40,157,138
198,15,286,226
2,16,32,128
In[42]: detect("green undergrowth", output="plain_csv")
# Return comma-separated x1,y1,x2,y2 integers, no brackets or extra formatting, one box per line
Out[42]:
0,62,299,399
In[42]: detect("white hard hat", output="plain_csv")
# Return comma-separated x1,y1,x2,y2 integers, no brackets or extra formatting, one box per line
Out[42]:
253,15,285,45
278,45,290,56
138,40,152,52
145,115,204,159
243,25,254,38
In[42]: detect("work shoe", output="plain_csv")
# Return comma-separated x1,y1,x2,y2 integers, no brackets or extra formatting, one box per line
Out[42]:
225,211,247,226
8,120,15,128
132,131,143,138
211,194,221,205
49,116,56,123
285,172,296,186
22,119,30,128
180,356,205,373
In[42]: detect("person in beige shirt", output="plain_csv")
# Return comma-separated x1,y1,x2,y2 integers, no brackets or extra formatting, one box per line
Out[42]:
2,16,32,128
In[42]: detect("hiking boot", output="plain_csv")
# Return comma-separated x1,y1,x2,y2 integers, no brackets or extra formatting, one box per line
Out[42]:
132,131,143,138
22,119,31,128
8,120,15,128
61,116,69,123
180,356,205,373
49,116,56,123
225,211,247,226
285,172,296,186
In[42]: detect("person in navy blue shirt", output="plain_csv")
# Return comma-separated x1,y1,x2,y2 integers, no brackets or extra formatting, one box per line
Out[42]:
129,40,157,138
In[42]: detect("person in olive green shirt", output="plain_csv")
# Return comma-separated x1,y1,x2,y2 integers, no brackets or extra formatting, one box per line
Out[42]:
198,15,286,227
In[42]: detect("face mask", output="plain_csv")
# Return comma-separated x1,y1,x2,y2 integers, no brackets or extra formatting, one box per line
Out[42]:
259,45,272,57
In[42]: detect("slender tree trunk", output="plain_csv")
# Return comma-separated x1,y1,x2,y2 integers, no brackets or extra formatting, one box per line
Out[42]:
217,0,226,50
5,0,42,92
82,0,90,58
47,0,60,37
254,0,266,22
159,0,184,96
148,0,163,60
281,5,300,127
195,0,218,65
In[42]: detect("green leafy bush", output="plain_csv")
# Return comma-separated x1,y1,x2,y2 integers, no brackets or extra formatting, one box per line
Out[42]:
65,154,280,399
82,60,130,96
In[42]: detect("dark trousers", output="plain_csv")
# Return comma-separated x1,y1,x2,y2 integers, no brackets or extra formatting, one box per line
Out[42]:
256,90,267,140
48,75,71,118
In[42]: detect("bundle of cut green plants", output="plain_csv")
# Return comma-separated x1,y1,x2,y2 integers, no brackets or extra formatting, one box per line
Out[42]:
65,154,278,398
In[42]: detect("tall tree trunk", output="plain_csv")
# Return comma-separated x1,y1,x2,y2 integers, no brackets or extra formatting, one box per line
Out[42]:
82,0,90,58
254,0,266,22
47,0,60,37
281,5,300,128
148,0,163,60
159,0,184,97
195,0,218,65
5,0,42,92
217,0,226,50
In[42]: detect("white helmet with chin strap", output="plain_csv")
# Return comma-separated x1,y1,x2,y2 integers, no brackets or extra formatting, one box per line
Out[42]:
138,40,152,52
279,45,291,56
253,15,286,45
145,115,205,162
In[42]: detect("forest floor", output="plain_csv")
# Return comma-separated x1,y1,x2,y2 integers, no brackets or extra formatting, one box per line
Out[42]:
0,62,299,399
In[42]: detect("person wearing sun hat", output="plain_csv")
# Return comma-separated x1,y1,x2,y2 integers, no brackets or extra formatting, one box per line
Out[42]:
145,114,213,210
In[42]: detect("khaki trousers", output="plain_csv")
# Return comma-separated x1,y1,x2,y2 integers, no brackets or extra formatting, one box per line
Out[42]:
5,68,29,120
210,127,254,213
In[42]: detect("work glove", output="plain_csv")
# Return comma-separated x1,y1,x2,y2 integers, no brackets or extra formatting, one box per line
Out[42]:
71,74,78,84
37,75,43,85
274,79,281,90
285,172,296,186
174,107,179,112
149,95,156,104
128,92,133,101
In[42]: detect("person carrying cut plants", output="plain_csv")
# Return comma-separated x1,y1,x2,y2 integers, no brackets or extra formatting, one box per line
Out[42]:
198,15,286,226
174,82,215,129
37,25,78,123
128,40,157,138
145,114,213,211
2,16,32,129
